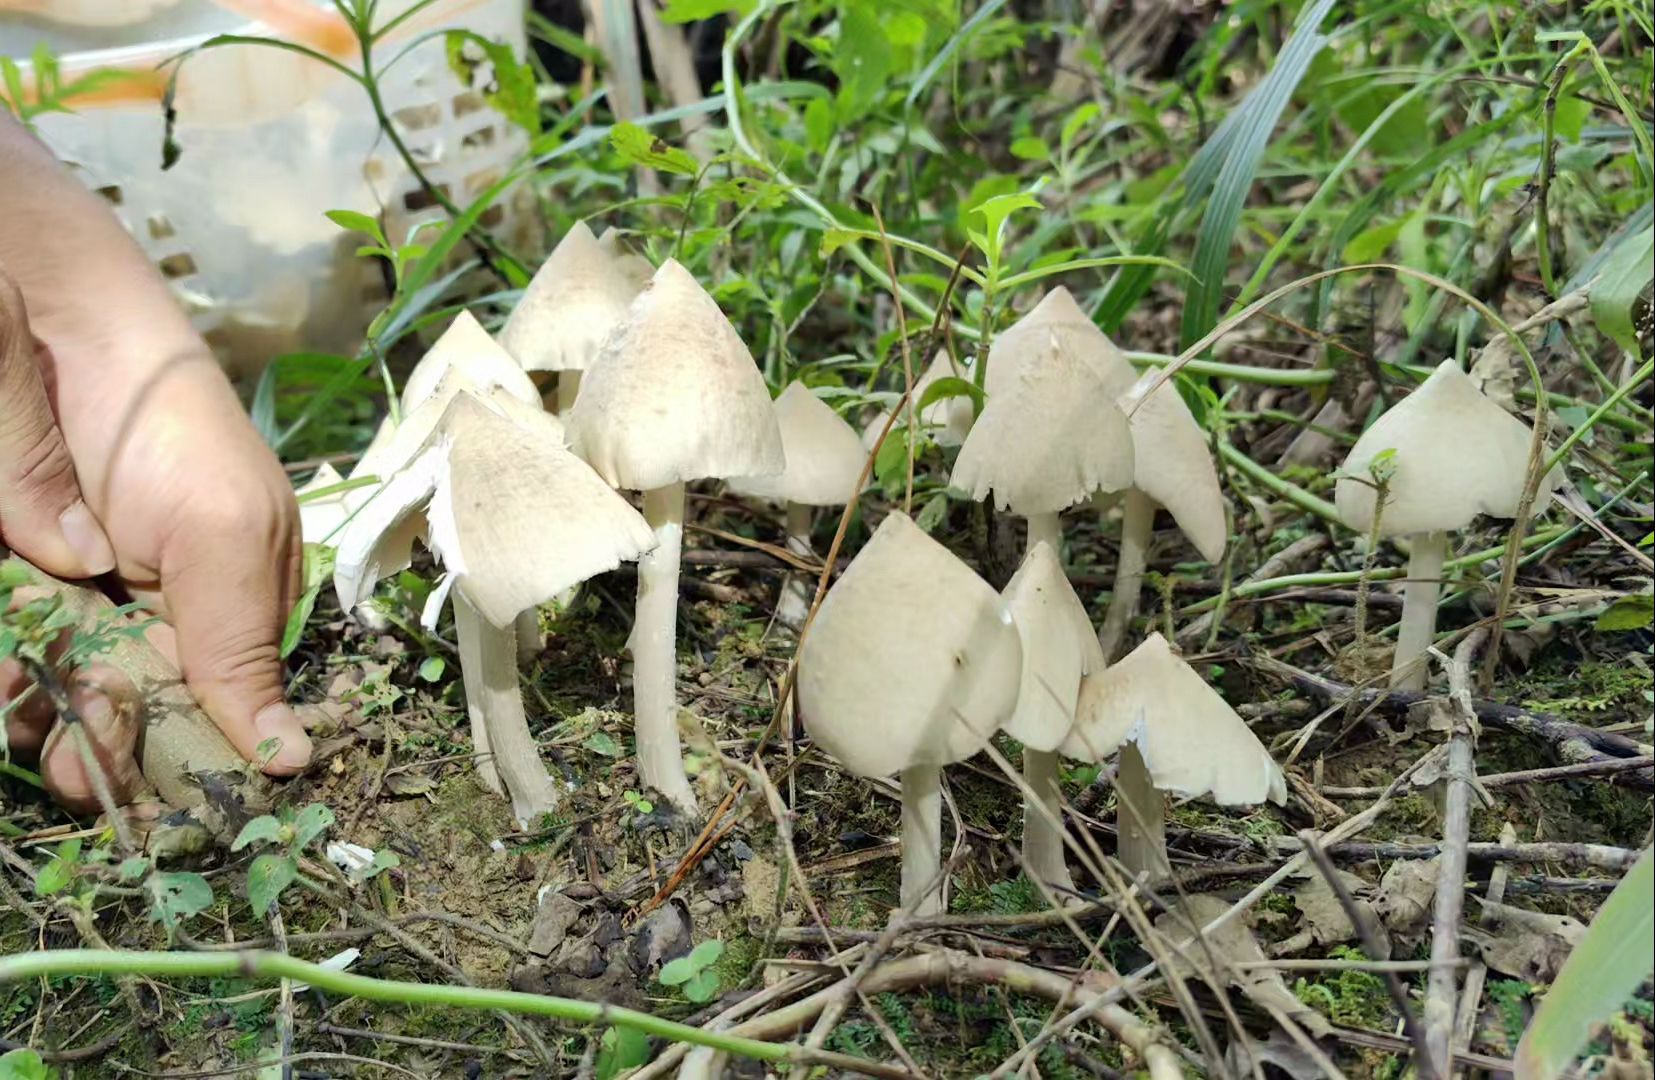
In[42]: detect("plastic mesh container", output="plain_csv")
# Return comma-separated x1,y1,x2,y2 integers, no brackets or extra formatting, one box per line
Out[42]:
2,0,534,378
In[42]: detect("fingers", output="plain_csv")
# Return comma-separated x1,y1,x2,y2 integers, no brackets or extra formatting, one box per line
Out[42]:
39,666,144,813
162,503,311,775
0,268,117,578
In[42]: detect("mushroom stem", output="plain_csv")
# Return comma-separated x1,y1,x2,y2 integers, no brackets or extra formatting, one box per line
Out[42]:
514,608,540,667
454,596,559,824
555,369,583,414
776,501,813,628
901,763,944,916
1114,742,1166,878
1392,529,1447,692
1020,748,1076,894
1025,511,1061,554
633,482,698,812
1097,489,1155,662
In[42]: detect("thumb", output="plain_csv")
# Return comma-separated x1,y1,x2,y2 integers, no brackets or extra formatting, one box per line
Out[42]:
0,269,117,578
162,510,311,775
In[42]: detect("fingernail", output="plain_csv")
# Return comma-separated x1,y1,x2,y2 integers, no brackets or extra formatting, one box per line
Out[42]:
254,702,313,774
58,501,117,576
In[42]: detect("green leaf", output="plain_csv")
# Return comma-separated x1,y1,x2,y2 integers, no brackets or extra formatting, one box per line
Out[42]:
0,1048,52,1080
585,731,622,758
609,121,699,176
833,2,893,122
915,375,984,416
445,31,540,136
1009,136,1049,161
324,209,383,243
595,1027,651,1080
914,491,950,534
687,939,724,968
803,96,834,152
149,871,214,931
1516,847,1654,1080
232,816,284,852
117,856,151,882
290,804,336,851
1589,225,1653,356
1343,213,1412,264
34,842,77,898
247,853,297,916
1553,94,1589,142
362,849,401,881
659,0,754,22
682,968,720,1002
417,656,446,682
1595,594,1654,632
969,191,1042,266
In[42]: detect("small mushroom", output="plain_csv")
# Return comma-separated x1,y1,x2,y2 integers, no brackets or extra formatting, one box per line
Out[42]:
332,387,655,825
1062,633,1285,877
1334,360,1565,690
860,350,976,450
406,310,543,413
568,259,784,812
497,221,641,412
597,227,656,294
1000,542,1105,895
797,513,1022,914
1098,369,1229,660
728,381,866,627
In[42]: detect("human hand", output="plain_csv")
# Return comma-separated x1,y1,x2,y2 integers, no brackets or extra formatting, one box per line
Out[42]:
1,267,312,812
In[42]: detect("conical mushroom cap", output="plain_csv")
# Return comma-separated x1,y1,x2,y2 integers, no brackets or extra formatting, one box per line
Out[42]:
860,350,976,450
1061,633,1286,806
402,311,541,412
797,512,1022,777
728,382,866,507
597,227,656,294
1121,370,1228,562
951,330,1135,514
568,259,784,491
426,395,656,627
988,288,1138,400
1000,542,1105,752
1335,360,1566,538
497,221,640,373
296,463,351,545
333,442,446,611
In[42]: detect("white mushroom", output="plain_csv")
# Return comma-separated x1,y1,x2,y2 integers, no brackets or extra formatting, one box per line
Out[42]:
728,381,867,627
860,350,976,451
1334,360,1565,691
568,259,784,812
332,386,655,826
295,462,351,546
497,221,642,412
1000,542,1105,895
1063,633,1285,877
1098,369,1229,661
797,513,1022,914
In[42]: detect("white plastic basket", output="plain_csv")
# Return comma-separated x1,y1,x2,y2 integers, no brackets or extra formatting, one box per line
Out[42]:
2,0,533,378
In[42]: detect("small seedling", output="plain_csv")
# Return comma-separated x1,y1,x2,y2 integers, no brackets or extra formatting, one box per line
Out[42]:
231,803,341,916
622,790,654,815
659,940,724,1003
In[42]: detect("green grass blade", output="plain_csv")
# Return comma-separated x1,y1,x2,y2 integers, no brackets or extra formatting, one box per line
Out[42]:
1515,847,1654,1080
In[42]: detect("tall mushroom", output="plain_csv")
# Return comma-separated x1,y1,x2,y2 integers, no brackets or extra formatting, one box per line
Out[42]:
332,383,655,825
728,381,866,627
568,259,784,812
1062,633,1285,877
797,512,1023,915
497,221,640,413
1001,541,1104,894
1097,368,1229,661
1334,360,1565,691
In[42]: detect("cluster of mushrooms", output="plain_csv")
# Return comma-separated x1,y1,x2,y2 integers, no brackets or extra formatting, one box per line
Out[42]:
299,221,1562,914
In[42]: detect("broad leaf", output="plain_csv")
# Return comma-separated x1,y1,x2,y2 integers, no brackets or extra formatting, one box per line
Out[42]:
1589,225,1653,356
150,872,214,931
595,1027,651,1080
232,815,284,852
609,122,699,176
1596,594,1654,632
247,854,298,916
291,804,336,851
0,1048,51,1080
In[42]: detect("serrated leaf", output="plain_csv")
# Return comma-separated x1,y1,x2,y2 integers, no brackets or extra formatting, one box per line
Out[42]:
149,871,213,931
1589,225,1653,356
1595,594,1654,632
232,815,283,852
290,804,336,851
609,121,699,176
1515,847,1654,1079
247,853,296,916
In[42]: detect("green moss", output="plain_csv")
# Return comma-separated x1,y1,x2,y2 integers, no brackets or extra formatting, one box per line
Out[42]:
1292,947,1396,1029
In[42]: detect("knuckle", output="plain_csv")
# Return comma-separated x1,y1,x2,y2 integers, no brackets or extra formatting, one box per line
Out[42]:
186,621,282,691
1,419,78,512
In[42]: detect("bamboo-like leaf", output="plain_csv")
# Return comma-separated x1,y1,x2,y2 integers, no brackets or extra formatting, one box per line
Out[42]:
1516,847,1654,1080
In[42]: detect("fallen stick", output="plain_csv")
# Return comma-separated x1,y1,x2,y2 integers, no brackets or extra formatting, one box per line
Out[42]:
1320,754,1655,796
1,548,271,841
1252,654,1654,791
1267,838,1642,872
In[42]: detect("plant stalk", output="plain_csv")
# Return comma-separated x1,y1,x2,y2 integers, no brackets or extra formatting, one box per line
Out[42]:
1020,748,1075,894
1392,530,1447,692
1097,489,1155,662
901,763,944,916
1114,743,1166,879
455,596,558,824
1024,511,1061,553
634,482,697,812
777,501,813,629
514,609,539,667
